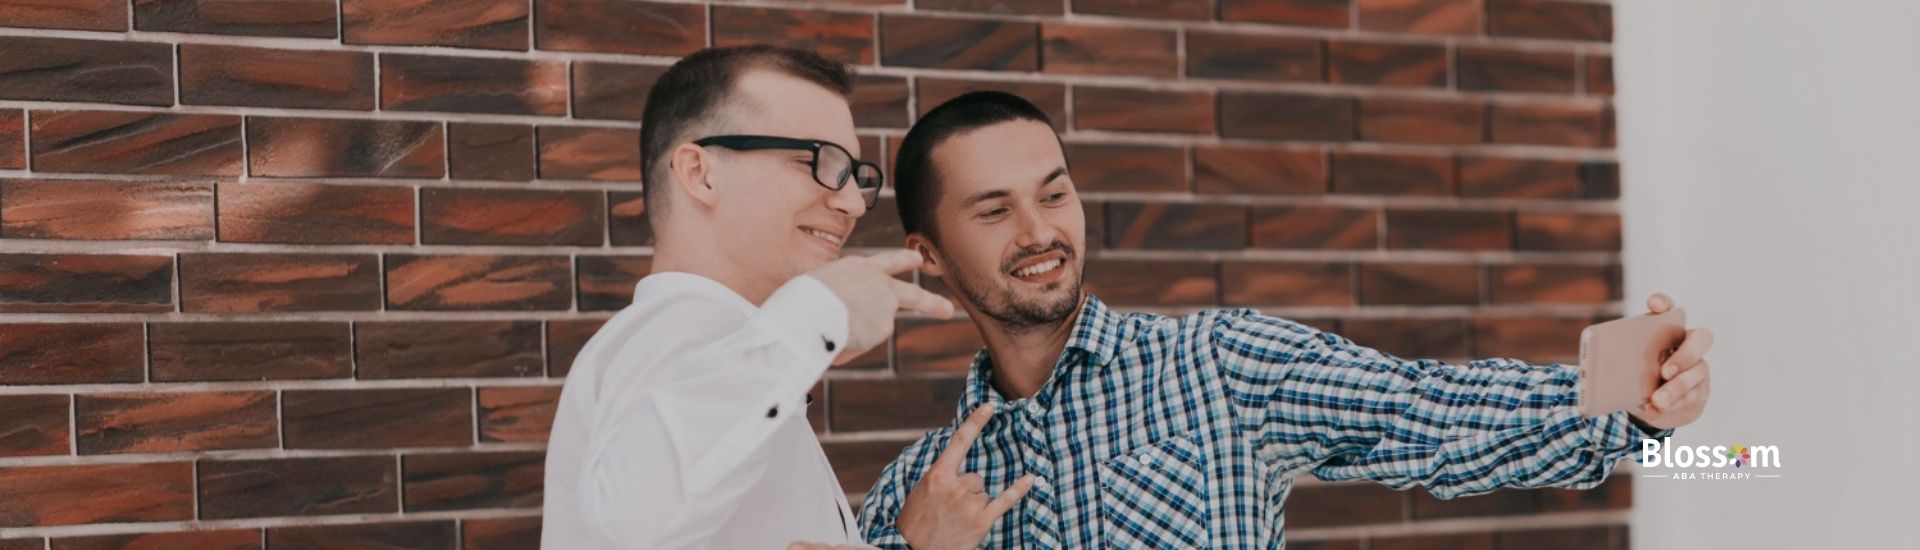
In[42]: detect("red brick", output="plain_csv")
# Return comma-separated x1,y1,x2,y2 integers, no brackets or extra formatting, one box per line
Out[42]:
1373,532,1495,550
881,16,1037,71
1186,31,1323,83
852,75,911,129
572,62,666,122
714,6,875,65
450,123,537,181
0,462,194,527
895,318,983,375
1250,205,1378,250
247,117,445,178
0,323,145,384
355,321,544,379
1488,0,1611,41
1333,152,1455,196
1343,318,1470,359
1587,54,1615,96
1580,161,1620,198
282,388,472,449
343,0,528,50
179,253,382,313
180,44,375,110
479,386,562,442
198,456,396,519
52,530,261,550
1495,526,1620,550
1065,143,1188,192
31,111,243,176
402,451,545,512
0,394,68,457
0,255,174,314
1516,211,1621,251
1074,0,1208,18
608,191,654,246
74,391,277,455
463,517,542,550
150,321,352,381
1459,156,1582,199
534,0,705,56
918,78,1066,130
1358,0,1482,36
270,521,455,550
218,182,414,244
1471,315,1588,362
1220,92,1355,142
1220,0,1352,27
849,196,906,247
381,54,568,116
1489,103,1610,147
421,188,604,246
538,126,641,181
1074,87,1214,134
1194,146,1326,195
1106,203,1248,250
1385,209,1512,250
1459,47,1579,93
0,0,126,31
385,254,573,311
1,180,213,241
1328,40,1448,87
1359,97,1486,144
830,378,967,432
824,439,921,494
0,37,173,106
548,319,606,378
1221,261,1355,307
1286,483,1407,527
577,256,651,311
1084,259,1218,307
1359,263,1480,305
1538,472,1632,511
917,0,1056,15
1042,24,1177,77
0,109,21,169
134,0,337,38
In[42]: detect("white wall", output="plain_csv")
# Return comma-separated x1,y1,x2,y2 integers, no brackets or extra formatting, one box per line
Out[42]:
1616,0,1920,546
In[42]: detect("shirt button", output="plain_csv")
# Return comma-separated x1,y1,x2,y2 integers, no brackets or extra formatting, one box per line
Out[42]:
766,405,779,418
822,336,836,353
1024,401,1043,415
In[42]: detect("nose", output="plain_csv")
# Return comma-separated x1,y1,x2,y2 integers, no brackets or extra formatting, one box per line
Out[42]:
824,176,868,218
1011,204,1060,249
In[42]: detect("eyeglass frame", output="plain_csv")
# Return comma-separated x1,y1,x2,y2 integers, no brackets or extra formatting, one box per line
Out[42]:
690,135,885,208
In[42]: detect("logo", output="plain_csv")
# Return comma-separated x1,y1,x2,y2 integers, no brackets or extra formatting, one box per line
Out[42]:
1638,437,1784,480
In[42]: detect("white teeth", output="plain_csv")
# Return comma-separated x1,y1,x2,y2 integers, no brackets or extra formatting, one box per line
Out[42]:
803,228,843,246
1013,259,1062,278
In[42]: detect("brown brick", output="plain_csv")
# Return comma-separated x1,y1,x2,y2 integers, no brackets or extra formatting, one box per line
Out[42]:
578,256,651,311
1,0,126,31
847,77,909,130
1084,259,1218,307
824,439,920,494
1288,540,1365,550
386,254,573,311
247,117,445,178
1194,146,1326,195
535,0,705,56
572,62,666,122
1,110,21,169
0,462,194,527
218,182,413,244
179,253,382,313
1358,0,1481,36
1516,211,1620,251
1489,103,1610,147
1328,40,1447,87
881,15,1037,71
403,451,544,512
1587,54,1614,96
74,391,277,455
0,255,174,314
918,78,1066,130
1333,152,1455,196
134,0,337,38
1065,143,1188,192
1220,0,1350,26
180,44,376,110
0,37,172,106
895,318,984,375
1414,486,1538,519
1343,318,1470,359
1359,263,1480,305
1074,88,1214,134
1471,315,1587,362
463,517,541,550
198,456,396,519
1459,47,1579,93
846,196,905,248
283,388,472,449
0,324,144,384
1286,483,1407,527
1042,24,1176,77
381,54,567,116
271,522,456,550
342,0,528,50
450,123,536,181
1488,0,1611,41
1360,97,1485,144
0,540,36,550
1385,209,1511,250
1107,203,1248,250
1491,263,1617,305
479,386,562,442
1221,262,1355,307
1250,205,1378,250
1373,532,1495,550
355,321,544,379
53,530,261,550
1074,0,1208,18
1,180,213,241
1538,472,1631,511
538,126,641,181
714,6,875,65
830,378,967,432
1495,526,1619,550
1459,156,1581,199
1219,92,1355,142
547,319,605,377
1185,31,1322,83
150,321,352,381
1580,161,1619,199
0,394,68,458
918,0,1056,15
421,188,604,246
30,111,243,176
608,191,654,246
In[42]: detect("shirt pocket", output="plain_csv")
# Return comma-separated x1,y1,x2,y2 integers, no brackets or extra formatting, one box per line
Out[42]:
1098,432,1212,548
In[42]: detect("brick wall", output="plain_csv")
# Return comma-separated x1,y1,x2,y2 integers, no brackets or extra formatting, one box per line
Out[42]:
0,0,1629,548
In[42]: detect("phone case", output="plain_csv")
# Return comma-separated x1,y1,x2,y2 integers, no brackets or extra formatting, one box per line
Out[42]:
1578,308,1687,417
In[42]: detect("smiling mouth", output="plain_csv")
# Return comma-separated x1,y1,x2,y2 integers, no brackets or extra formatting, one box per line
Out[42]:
801,226,846,248
1006,250,1070,284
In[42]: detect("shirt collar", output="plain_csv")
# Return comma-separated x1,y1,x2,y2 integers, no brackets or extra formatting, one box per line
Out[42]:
958,294,1125,413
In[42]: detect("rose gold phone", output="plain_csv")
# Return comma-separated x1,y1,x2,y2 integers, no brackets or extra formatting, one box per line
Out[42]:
1578,308,1686,418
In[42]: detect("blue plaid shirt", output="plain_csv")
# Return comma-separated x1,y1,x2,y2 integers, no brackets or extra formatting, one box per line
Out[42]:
858,295,1662,549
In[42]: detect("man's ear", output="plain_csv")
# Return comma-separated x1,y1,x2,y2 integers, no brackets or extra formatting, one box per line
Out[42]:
905,233,945,278
669,143,721,209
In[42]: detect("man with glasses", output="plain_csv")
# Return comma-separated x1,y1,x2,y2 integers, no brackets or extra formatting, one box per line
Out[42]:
542,45,976,548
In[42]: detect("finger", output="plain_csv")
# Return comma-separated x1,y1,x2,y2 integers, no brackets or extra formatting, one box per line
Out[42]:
959,472,986,493
1652,361,1708,409
890,279,955,319
1662,328,1715,379
932,405,995,474
863,249,926,276
982,475,1036,518
1646,293,1674,314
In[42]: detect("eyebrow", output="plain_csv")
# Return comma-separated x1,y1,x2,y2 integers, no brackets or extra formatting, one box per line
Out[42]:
957,166,1070,209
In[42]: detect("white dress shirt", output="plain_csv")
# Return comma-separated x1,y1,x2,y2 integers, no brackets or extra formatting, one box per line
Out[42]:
543,271,860,549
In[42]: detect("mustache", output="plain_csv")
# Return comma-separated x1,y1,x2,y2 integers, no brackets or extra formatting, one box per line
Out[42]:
1001,241,1075,273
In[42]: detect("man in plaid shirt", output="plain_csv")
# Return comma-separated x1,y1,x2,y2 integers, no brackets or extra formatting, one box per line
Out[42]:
855,92,1717,549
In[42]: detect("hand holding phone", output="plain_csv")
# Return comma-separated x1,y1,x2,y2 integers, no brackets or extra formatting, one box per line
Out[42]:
1578,308,1688,417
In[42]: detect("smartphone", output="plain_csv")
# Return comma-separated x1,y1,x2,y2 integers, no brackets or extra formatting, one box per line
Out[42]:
1578,308,1687,418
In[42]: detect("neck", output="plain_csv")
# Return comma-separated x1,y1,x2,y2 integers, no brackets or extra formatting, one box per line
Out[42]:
973,294,1086,400
651,230,780,305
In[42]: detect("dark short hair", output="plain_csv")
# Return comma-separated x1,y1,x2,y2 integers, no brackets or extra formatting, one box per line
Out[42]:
640,45,854,228
892,91,1059,239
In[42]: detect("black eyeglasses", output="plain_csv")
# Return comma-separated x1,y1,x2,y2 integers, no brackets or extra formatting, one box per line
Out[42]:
692,135,884,208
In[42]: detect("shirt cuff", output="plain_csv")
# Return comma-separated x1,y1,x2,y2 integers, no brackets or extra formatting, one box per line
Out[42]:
752,274,851,374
